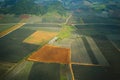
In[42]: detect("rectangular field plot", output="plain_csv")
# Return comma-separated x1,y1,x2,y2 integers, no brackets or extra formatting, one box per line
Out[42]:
0,28,38,62
21,24,61,32
107,34,120,40
75,25,120,36
71,35,109,66
86,36,109,66
4,61,60,80
0,16,21,23
92,35,120,73
23,31,58,45
28,45,70,64
72,65,111,80
71,37,92,64
28,62,60,80
71,12,120,24
0,24,16,32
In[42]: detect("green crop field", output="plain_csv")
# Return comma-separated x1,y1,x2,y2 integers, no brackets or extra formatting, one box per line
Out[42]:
21,24,61,32
0,15,21,23
72,64,110,80
0,24,17,32
92,35,120,71
0,28,38,62
0,23,63,78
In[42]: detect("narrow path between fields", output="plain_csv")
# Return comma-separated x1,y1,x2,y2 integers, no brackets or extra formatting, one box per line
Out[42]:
0,20,26,38
65,14,72,24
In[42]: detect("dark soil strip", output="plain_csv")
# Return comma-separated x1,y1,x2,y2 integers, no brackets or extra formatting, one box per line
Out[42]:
91,35,120,80
81,37,98,64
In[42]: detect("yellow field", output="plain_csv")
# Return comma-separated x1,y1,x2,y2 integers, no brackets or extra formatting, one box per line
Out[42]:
28,44,70,64
23,31,58,45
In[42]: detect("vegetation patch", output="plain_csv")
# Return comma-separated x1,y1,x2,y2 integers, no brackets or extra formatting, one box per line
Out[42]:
28,44,70,64
23,31,58,45
0,62,15,77
58,24,75,40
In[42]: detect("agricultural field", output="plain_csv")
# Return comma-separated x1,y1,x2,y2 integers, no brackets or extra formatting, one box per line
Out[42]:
0,21,62,79
68,11,120,25
91,35,120,76
28,44,70,64
41,12,68,23
26,12,69,24
71,23,120,80
4,61,60,80
23,31,58,45
107,34,120,49
71,37,92,64
0,28,38,62
0,1,120,80
72,65,111,80
0,27,38,78
0,24,17,32
21,24,61,32
0,14,21,23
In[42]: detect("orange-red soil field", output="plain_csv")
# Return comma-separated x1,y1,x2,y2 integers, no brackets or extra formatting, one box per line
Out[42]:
23,31,58,45
28,44,70,64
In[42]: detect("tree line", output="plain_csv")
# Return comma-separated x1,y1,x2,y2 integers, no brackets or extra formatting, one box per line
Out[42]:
0,0,67,16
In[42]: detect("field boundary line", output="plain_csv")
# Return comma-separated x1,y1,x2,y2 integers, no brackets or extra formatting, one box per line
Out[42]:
0,21,26,38
69,64,75,80
71,62,106,67
72,23,120,26
65,14,72,24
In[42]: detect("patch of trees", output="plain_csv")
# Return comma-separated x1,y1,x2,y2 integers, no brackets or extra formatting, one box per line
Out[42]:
0,0,67,16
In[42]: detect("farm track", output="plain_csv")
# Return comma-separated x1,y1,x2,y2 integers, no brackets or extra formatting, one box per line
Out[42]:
0,20,26,38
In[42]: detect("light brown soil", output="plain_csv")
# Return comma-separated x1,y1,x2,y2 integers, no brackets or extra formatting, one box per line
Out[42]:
23,31,58,45
28,44,70,64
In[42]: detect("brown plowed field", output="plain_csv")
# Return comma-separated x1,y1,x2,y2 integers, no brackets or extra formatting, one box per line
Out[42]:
23,31,58,45
28,44,70,64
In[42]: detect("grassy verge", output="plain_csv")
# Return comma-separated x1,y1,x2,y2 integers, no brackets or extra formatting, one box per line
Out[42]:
57,24,75,40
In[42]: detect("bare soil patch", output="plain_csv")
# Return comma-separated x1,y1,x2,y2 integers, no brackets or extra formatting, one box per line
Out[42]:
28,45,70,64
23,31,58,45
